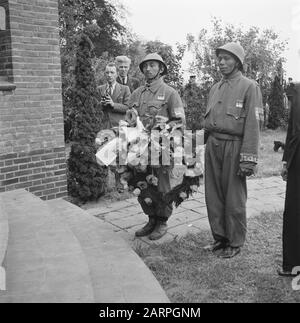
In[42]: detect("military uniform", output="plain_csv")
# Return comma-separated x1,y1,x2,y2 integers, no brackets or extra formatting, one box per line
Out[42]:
204,70,261,247
129,78,185,222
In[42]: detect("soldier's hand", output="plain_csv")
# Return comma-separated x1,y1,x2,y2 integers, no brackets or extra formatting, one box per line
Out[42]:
237,162,256,177
281,163,288,182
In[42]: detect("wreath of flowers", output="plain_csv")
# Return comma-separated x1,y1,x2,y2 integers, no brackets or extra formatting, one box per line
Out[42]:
96,108,204,208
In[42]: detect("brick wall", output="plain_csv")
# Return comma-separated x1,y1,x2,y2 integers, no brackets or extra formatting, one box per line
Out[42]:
0,0,67,200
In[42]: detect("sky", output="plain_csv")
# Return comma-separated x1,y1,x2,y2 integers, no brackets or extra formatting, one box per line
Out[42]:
122,0,300,82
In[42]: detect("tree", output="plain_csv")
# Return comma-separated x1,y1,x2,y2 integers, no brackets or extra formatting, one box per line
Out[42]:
182,80,205,131
125,38,147,82
58,0,127,141
187,17,288,105
67,34,107,202
91,0,127,57
267,75,286,130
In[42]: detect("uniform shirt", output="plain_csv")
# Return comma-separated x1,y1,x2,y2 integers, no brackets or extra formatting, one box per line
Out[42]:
129,78,185,130
204,70,262,163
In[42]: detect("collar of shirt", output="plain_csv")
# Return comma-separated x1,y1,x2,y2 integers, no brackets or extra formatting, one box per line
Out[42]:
142,78,164,94
218,70,243,89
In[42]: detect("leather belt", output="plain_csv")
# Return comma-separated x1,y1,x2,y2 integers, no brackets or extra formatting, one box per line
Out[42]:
210,132,243,141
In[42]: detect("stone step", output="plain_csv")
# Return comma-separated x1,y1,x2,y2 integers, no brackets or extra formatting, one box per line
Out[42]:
0,189,94,303
47,198,170,303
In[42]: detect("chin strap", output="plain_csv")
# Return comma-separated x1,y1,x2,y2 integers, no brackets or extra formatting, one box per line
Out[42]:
146,67,164,84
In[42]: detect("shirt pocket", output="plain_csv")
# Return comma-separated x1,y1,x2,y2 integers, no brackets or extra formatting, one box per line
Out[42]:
146,100,163,116
226,100,246,120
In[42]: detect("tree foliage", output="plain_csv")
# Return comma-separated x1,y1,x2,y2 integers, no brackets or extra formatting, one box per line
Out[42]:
67,34,107,202
59,0,126,141
91,0,127,57
187,17,288,104
267,75,286,130
182,81,205,131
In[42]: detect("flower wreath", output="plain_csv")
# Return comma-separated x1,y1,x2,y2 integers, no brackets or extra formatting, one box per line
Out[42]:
96,108,204,208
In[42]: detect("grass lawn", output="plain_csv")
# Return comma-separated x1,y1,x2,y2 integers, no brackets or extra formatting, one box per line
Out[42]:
133,129,295,303
256,128,286,178
136,211,300,303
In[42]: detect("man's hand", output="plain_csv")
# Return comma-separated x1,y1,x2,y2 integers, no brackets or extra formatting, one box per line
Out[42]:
281,163,288,182
101,95,114,109
237,161,256,177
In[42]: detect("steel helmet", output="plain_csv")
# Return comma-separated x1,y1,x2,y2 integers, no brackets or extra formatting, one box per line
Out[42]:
216,42,245,67
139,53,168,75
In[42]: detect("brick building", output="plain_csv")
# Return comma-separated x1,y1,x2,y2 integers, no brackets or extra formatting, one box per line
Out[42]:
0,0,67,200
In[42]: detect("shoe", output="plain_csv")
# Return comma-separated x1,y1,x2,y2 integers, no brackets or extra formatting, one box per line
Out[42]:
277,269,298,277
218,246,241,259
135,218,157,237
148,221,168,241
203,240,227,252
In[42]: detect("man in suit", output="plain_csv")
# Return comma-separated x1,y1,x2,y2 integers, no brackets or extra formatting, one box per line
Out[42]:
98,62,131,192
98,62,131,129
115,56,140,93
278,82,300,277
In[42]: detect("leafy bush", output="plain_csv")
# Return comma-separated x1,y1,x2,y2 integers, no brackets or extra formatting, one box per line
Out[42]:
67,34,107,202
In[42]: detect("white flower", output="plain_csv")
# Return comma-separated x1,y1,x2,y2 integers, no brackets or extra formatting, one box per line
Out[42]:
191,185,198,193
144,198,152,205
179,192,187,200
133,188,141,197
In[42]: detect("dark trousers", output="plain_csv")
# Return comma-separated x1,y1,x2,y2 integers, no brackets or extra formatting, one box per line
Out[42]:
205,135,247,247
283,146,300,271
138,168,173,222
138,196,173,222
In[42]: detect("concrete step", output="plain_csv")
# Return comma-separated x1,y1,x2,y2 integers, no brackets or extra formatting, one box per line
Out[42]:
0,189,94,303
47,198,170,303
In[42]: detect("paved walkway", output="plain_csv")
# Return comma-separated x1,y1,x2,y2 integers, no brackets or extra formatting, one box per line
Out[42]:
82,176,286,248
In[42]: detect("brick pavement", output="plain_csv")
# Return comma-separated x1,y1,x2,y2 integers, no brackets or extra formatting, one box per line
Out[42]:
83,176,286,248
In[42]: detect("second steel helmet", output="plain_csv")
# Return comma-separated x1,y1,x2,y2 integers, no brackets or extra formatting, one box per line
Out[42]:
216,42,245,67
139,53,168,75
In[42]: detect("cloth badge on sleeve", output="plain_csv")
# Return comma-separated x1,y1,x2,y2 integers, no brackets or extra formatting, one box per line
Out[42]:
174,107,184,118
255,107,261,120
157,95,165,101
236,100,244,109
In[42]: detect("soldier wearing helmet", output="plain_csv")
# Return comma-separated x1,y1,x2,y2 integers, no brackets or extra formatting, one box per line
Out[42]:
203,42,262,258
129,53,186,240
